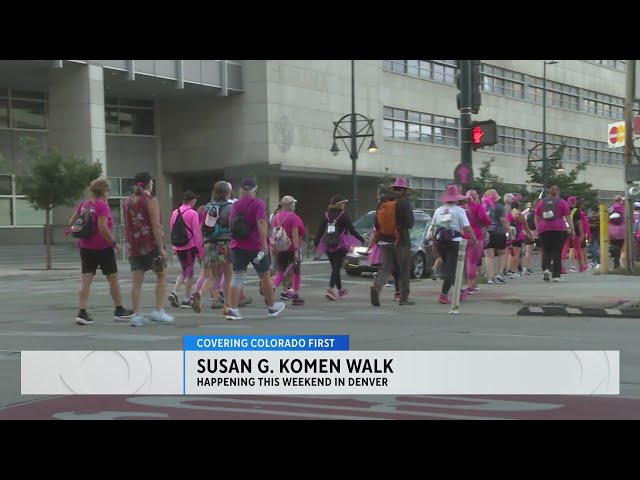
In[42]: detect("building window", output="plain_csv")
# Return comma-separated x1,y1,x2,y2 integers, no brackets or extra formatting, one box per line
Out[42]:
0,174,46,227
383,106,459,146
582,139,624,166
0,88,47,131
589,60,626,72
104,97,154,135
484,126,526,155
408,177,449,214
383,60,458,84
481,65,525,99
582,90,625,120
528,132,581,163
528,78,580,111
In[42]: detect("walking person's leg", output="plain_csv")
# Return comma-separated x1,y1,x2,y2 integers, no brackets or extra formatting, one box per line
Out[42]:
371,245,394,306
550,231,565,279
325,250,340,300
396,245,413,305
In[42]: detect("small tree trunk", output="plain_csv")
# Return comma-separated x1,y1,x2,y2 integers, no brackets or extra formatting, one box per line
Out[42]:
45,208,52,270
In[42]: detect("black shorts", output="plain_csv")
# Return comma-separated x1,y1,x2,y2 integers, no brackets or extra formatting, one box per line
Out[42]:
80,247,118,276
485,232,507,251
511,239,524,248
129,248,161,272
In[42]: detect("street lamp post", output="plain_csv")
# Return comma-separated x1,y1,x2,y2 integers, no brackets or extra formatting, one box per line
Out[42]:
542,60,559,195
330,60,378,218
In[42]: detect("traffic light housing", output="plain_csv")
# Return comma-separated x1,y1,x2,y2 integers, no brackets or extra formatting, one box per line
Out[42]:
471,60,482,115
470,119,498,151
456,71,462,110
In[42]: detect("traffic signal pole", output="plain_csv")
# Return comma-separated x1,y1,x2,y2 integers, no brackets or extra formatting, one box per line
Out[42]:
624,59,636,272
459,60,473,167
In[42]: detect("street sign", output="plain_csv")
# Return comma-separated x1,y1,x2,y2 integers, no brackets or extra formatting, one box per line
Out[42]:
608,121,626,148
454,163,474,187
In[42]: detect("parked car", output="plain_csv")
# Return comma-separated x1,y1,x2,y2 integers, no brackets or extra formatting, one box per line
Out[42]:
344,210,435,279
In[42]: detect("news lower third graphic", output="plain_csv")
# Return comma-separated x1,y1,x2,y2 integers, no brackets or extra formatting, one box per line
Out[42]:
20,335,620,395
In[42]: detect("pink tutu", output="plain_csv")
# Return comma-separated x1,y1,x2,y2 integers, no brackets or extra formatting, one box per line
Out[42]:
315,233,363,254
367,243,381,265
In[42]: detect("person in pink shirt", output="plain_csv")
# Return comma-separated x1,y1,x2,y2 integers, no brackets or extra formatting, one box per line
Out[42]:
66,177,134,325
271,195,307,305
463,189,490,294
169,190,204,308
535,185,575,281
608,194,626,269
506,197,533,278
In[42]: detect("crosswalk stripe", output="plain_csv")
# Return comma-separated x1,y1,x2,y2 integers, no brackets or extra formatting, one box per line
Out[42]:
604,309,622,315
565,308,582,314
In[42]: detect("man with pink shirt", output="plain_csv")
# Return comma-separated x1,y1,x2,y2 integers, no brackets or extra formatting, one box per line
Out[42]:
169,190,204,308
535,185,575,281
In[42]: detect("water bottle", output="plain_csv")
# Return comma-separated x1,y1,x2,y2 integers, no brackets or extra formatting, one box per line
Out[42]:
254,251,265,263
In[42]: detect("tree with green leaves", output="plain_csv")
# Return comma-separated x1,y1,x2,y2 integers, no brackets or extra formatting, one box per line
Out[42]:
470,158,529,202
16,137,103,269
525,145,598,211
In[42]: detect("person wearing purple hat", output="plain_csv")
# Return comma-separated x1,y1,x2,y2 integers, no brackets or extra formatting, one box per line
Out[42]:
429,184,477,305
225,177,286,320
370,177,416,306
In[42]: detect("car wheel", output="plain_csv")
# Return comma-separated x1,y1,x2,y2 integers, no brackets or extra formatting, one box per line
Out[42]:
345,267,362,277
412,252,425,279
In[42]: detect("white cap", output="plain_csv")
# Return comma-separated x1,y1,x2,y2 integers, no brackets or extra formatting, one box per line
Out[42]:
634,201,640,209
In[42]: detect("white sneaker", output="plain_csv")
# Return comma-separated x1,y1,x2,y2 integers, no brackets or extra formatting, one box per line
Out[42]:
552,277,564,282
148,310,174,323
226,308,243,321
130,315,149,327
268,301,286,317
543,269,550,282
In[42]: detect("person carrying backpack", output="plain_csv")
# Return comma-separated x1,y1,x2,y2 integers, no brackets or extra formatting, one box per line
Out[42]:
370,177,415,307
608,194,625,269
169,190,204,309
314,194,365,301
225,178,286,321
66,176,134,325
271,195,306,305
534,185,574,281
429,184,477,305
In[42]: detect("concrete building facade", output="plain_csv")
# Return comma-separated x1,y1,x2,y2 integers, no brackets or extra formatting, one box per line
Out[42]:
0,59,636,245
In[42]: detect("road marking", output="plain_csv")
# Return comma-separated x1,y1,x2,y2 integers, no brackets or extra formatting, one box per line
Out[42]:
605,309,622,315
197,324,251,329
565,307,582,314
528,307,544,313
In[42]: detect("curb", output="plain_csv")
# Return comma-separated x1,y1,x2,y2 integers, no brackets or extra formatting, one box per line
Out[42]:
517,306,640,318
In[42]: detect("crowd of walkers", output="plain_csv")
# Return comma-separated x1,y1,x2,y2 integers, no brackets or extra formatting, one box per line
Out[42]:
66,171,628,325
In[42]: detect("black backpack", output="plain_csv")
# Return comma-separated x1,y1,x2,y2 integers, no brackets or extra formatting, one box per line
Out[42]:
230,199,254,240
170,208,193,247
526,209,536,231
541,196,560,221
71,203,93,239
323,211,344,250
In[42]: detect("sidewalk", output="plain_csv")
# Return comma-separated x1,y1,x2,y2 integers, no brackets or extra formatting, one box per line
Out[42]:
0,245,329,280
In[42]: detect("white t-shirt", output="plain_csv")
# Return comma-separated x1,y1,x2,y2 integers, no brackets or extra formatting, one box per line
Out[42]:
431,204,470,242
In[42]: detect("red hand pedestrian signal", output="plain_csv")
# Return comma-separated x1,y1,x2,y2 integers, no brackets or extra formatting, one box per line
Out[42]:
472,126,484,145
469,120,498,151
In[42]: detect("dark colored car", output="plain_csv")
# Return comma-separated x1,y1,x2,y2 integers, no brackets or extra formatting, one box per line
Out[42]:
344,210,435,279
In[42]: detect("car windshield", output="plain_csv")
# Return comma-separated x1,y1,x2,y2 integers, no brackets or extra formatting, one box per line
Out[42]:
410,219,428,242
353,212,375,231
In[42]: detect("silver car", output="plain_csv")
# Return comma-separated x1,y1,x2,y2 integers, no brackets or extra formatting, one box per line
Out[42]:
344,210,433,279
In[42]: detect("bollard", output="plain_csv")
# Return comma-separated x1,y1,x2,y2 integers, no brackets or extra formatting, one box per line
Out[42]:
449,239,468,314
599,205,609,274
